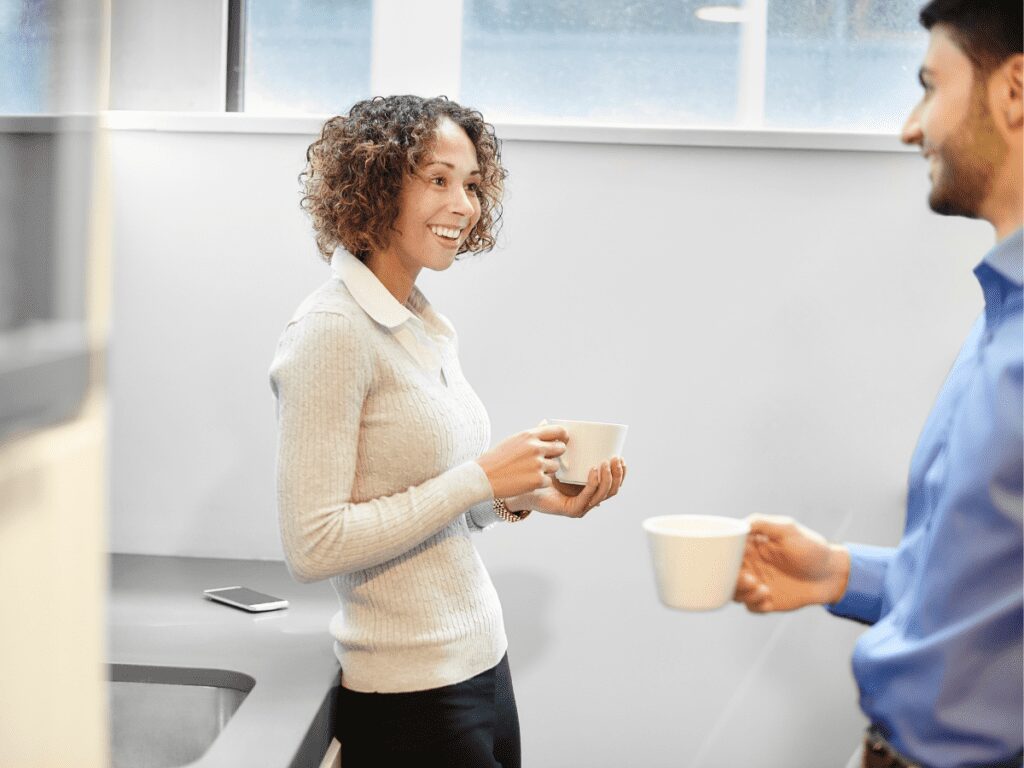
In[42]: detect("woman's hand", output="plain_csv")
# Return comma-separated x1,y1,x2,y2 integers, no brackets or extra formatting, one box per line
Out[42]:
508,456,626,518
476,424,569,499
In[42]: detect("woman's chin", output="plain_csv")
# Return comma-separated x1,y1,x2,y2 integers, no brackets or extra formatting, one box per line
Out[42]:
426,252,458,271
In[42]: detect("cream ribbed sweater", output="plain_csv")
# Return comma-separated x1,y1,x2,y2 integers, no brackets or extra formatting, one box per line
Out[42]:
269,272,509,693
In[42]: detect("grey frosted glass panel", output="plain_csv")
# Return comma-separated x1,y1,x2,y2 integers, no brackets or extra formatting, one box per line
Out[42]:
462,0,927,131
0,340,89,444
0,127,91,445
0,0,55,114
244,0,372,114
0,133,55,332
0,131,90,443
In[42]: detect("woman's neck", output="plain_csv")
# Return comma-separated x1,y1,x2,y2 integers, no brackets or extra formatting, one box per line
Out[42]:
365,250,419,305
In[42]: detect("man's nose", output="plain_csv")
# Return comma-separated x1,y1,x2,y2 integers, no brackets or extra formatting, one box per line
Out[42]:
901,102,923,146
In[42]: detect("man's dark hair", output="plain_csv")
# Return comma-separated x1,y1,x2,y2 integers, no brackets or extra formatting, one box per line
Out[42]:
920,0,1023,75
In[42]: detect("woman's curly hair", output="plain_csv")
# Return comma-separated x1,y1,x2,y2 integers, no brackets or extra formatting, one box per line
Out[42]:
300,95,507,263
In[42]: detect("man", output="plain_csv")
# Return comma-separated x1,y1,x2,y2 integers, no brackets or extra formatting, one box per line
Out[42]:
733,2,1023,767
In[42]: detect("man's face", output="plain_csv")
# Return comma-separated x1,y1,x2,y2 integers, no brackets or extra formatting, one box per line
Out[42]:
901,26,1007,219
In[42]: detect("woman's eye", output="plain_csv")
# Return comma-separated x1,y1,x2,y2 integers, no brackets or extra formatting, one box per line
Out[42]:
466,182,480,193
431,177,446,186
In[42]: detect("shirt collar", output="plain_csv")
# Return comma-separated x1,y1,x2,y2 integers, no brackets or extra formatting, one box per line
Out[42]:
981,228,1023,287
331,248,414,329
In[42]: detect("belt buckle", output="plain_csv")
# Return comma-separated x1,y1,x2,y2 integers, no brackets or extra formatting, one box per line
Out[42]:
865,728,919,768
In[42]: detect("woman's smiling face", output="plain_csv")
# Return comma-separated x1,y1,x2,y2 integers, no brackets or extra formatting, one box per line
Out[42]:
381,118,483,278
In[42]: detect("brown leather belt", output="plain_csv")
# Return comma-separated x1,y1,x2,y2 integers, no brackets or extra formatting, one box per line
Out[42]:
862,727,1024,768
862,728,920,768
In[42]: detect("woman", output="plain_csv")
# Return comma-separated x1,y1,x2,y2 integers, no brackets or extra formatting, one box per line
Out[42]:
270,95,626,767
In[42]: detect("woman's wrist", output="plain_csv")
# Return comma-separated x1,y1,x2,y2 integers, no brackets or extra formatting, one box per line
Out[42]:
504,493,533,514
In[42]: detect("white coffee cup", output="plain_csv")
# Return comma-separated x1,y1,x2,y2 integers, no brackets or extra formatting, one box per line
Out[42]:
642,514,750,611
547,419,628,485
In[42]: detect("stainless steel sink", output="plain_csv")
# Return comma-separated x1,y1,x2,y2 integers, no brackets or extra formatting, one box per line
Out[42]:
108,664,255,768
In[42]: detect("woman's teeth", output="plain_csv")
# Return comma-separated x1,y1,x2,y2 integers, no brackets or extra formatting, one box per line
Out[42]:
430,225,461,240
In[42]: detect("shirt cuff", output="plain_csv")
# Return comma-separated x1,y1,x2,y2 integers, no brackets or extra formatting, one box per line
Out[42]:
461,461,500,530
467,500,501,530
826,543,893,625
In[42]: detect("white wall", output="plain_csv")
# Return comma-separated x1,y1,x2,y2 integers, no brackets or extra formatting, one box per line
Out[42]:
109,127,991,767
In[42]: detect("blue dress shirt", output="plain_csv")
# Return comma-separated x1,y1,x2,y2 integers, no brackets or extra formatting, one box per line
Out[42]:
829,229,1023,768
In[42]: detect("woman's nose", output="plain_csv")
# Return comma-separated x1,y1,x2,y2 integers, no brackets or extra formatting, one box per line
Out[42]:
450,185,475,215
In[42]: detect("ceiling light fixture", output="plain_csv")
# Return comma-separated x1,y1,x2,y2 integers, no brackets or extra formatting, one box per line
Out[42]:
695,5,748,23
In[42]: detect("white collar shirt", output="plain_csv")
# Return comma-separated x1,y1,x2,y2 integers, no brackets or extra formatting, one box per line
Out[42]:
331,249,450,384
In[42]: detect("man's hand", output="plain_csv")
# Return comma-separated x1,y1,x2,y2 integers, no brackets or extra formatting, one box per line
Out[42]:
733,515,850,613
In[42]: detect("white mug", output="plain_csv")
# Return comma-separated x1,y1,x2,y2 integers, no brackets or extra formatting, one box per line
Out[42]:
547,419,628,485
642,514,749,611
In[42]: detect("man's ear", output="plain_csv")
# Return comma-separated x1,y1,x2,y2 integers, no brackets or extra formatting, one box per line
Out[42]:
995,54,1023,132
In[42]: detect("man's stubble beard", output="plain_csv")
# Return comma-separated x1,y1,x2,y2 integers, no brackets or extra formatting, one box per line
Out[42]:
929,82,1007,220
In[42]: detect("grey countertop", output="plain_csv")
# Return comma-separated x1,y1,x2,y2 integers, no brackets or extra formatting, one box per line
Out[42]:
108,554,341,768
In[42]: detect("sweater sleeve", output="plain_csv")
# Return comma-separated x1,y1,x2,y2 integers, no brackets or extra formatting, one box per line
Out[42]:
270,311,494,582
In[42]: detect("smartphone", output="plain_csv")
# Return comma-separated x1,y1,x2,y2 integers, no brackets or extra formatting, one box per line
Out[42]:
203,586,289,612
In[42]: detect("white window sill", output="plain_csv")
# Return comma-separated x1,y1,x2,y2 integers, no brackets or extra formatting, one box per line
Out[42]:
1,112,912,153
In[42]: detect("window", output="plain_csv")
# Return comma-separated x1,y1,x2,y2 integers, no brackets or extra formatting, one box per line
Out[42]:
243,0,373,114
237,0,926,132
103,0,928,133
461,0,926,131
462,0,742,126
0,0,54,114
